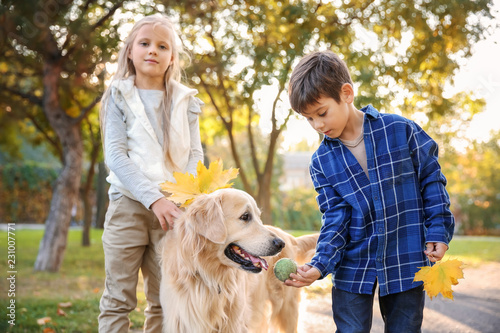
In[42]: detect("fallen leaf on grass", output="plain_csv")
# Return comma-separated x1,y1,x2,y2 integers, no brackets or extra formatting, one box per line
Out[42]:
37,317,52,325
43,328,56,333
413,259,464,300
57,308,67,316
160,159,238,207
58,301,72,308
93,287,100,293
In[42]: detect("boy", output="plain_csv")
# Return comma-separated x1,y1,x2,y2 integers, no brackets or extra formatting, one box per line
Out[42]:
285,51,454,332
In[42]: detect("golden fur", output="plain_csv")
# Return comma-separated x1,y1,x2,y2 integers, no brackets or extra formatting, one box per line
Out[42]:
159,188,318,333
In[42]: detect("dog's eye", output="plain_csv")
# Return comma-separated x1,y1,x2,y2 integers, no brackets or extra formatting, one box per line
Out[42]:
239,212,251,222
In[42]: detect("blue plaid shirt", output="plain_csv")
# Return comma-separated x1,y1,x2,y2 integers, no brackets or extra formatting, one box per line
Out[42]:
308,105,454,296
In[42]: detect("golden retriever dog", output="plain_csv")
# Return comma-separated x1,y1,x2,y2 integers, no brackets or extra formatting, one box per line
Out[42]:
251,225,319,333
159,188,318,333
254,225,318,332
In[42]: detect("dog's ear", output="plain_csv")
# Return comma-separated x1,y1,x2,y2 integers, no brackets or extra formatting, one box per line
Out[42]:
189,194,227,244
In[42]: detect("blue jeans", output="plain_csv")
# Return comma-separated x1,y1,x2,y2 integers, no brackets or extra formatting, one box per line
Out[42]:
331,283,425,333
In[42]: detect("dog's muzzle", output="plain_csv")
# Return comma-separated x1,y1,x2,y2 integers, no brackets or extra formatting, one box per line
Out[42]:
224,238,285,273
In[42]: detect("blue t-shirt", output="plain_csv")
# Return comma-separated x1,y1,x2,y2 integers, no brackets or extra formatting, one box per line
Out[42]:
308,105,454,296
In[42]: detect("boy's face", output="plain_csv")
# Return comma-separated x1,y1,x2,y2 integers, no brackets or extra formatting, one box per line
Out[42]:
301,95,350,139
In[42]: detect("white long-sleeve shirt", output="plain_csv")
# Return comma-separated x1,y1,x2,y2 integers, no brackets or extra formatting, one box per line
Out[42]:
104,79,203,209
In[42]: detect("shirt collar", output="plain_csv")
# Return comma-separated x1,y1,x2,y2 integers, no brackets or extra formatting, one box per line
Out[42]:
360,104,379,119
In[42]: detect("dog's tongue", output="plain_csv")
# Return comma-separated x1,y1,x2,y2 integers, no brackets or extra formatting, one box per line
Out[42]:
249,255,269,270
233,245,269,270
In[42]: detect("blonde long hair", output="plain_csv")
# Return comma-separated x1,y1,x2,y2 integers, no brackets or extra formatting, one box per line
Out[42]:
100,14,188,171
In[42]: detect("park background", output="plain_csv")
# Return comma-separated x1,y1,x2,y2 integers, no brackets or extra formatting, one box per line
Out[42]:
1,0,500,331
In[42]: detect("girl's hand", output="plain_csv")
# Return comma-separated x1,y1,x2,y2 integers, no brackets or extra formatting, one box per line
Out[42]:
284,265,321,288
151,197,182,231
424,242,448,262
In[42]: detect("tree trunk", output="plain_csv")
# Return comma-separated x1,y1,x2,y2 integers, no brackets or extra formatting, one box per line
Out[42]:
257,124,281,225
81,192,92,246
34,132,82,271
258,160,276,225
34,61,83,272
258,185,273,226
82,142,99,246
95,162,108,229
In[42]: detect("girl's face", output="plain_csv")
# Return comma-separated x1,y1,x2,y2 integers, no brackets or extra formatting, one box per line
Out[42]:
129,23,174,89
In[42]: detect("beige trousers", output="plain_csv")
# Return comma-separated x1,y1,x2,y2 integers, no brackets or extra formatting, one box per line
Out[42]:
98,195,166,332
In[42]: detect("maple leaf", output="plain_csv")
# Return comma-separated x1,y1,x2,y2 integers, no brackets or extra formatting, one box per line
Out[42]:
198,159,239,193
37,317,52,325
413,259,465,300
160,159,239,207
160,170,199,206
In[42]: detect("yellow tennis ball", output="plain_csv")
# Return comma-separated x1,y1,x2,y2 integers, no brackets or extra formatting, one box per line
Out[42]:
273,258,297,282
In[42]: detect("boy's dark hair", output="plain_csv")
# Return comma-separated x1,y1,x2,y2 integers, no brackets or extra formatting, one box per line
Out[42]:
288,51,353,114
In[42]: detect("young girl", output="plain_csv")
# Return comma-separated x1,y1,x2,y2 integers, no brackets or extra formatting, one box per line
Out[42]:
98,15,203,332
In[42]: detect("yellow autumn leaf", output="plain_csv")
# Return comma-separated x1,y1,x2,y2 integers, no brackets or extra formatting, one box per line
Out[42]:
159,159,239,207
413,259,464,300
160,170,200,205
198,159,239,193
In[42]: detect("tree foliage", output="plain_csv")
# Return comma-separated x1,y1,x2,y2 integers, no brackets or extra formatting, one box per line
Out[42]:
161,0,493,223
0,162,59,223
444,132,500,234
0,0,496,275
417,93,500,234
0,0,135,271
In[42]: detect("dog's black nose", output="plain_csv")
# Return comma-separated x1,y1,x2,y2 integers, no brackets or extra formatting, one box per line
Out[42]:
273,237,285,250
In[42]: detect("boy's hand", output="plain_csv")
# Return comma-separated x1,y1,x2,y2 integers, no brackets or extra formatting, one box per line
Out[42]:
284,265,321,288
151,197,182,231
424,242,448,262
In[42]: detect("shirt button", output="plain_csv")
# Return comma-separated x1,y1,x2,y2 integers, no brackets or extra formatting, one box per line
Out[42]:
376,257,382,262
374,196,379,200
378,228,383,233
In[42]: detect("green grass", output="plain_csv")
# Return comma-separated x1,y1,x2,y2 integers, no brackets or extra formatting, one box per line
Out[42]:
444,235,500,264
1,228,499,332
289,229,319,237
0,228,146,332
